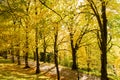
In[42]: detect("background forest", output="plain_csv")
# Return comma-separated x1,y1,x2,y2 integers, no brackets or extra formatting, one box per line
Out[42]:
0,0,120,80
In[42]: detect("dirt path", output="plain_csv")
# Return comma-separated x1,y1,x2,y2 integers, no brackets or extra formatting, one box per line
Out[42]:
22,59,100,80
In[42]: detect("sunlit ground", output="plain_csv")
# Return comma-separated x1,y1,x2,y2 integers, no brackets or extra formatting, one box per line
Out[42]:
0,57,51,80
0,57,84,80
0,57,107,80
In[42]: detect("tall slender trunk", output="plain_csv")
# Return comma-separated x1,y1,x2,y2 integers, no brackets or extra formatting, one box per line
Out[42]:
11,48,15,63
54,24,60,80
17,49,21,65
35,0,40,73
23,0,31,69
24,52,30,68
24,25,30,68
54,51,60,80
43,36,46,63
35,47,40,74
35,23,40,74
4,50,7,59
17,24,21,65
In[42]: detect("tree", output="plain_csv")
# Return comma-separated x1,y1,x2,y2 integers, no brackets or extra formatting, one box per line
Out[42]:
17,19,22,65
1,0,25,65
39,0,62,79
40,21,52,63
23,0,31,68
5,0,19,63
62,4,96,70
53,22,60,80
87,0,108,80
34,0,40,74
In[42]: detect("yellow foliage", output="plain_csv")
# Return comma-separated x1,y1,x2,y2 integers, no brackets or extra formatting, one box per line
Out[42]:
77,47,87,68
114,57,120,76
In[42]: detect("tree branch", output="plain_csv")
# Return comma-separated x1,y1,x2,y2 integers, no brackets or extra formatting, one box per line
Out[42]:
39,0,62,20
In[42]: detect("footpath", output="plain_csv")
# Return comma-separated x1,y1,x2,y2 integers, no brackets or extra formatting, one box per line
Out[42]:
24,59,100,80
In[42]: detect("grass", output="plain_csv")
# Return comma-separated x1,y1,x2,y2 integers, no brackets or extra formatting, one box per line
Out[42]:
0,57,12,63
0,56,118,80
0,57,52,80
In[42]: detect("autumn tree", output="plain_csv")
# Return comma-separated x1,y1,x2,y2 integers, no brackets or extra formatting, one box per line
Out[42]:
39,0,63,79
61,1,96,70
22,0,33,68
0,0,22,63
87,0,108,80
34,0,40,74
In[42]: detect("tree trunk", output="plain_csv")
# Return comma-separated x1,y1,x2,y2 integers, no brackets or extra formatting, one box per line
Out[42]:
11,49,15,63
54,24,60,80
34,0,40,73
101,46,107,80
17,22,21,65
24,52,30,68
100,1,108,80
72,49,77,70
35,47,40,74
35,22,40,74
24,26,30,68
4,50,7,59
70,33,77,70
17,49,21,65
87,0,108,79
54,51,60,80
40,45,47,62
43,37,46,63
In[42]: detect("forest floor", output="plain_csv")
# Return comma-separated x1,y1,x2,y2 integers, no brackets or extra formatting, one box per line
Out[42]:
0,57,101,80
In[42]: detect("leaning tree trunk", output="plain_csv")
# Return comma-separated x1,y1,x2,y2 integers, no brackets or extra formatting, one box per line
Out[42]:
54,23,60,80
54,50,60,80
